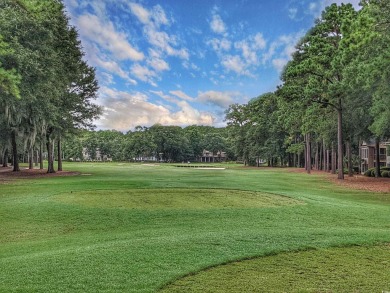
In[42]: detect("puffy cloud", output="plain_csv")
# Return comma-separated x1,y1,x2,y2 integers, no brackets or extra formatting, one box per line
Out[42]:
207,38,232,52
151,5,169,26
129,2,189,60
288,7,298,20
197,91,237,108
77,13,144,61
144,26,189,59
85,43,137,85
150,90,177,103
210,13,226,35
98,87,214,130
261,31,304,71
208,32,267,77
235,41,257,64
253,33,267,50
221,55,249,76
169,90,195,101
147,57,170,72
129,2,151,24
130,64,158,86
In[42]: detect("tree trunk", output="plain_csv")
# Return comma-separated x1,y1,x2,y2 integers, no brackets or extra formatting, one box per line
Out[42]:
346,140,353,177
337,105,344,179
46,132,55,173
314,141,319,170
324,150,329,172
34,150,38,167
39,141,43,170
306,133,311,174
331,142,337,175
375,138,380,178
29,148,33,169
58,137,62,171
297,152,301,168
2,149,8,167
323,139,326,171
11,130,20,172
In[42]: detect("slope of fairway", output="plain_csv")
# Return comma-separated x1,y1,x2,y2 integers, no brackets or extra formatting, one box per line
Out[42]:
0,163,389,292
161,245,390,292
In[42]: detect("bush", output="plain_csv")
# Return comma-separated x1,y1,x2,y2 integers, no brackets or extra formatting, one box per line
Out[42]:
364,167,390,177
381,170,389,178
364,169,372,177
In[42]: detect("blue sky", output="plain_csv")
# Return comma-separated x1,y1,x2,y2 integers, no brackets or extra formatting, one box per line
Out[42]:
63,0,360,131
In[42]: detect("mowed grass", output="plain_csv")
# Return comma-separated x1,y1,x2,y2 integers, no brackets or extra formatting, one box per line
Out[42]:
162,245,390,292
0,162,389,292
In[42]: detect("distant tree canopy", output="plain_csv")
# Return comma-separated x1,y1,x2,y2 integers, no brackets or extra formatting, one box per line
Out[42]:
62,125,230,163
0,0,101,172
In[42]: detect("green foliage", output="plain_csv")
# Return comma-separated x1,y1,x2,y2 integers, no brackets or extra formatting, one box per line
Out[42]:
381,170,389,178
364,167,390,177
0,0,100,172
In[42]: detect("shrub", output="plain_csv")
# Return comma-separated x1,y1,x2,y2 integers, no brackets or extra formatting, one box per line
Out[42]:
381,170,389,178
364,167,390,177
364,169,372,177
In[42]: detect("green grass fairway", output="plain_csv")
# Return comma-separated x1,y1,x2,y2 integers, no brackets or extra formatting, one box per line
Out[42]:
0,163,389,292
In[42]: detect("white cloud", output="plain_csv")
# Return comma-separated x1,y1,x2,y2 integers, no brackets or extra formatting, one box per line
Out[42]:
150,90,177,103
130,64,158,86
169,90,195,102
261,31,304,71
147,57,170,72
207,38,232,52
86,45,137,85
253,33,267,50
151,5,169,26
129,2,151,24
99,72,115,85
128,2,189,60
77,13,144,61
210,13,226,35
235,41,257,64
207,32,266,77
288,7,298,19
144,22,189,60
197,91,237,108
98,87,214,130
221,55,250,76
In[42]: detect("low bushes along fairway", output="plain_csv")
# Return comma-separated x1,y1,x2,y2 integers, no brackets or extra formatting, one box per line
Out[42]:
0,162,389,292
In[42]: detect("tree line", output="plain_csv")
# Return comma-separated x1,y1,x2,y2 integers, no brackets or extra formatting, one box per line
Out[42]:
226,1,390,179
62,125,229,163
0,0,101,173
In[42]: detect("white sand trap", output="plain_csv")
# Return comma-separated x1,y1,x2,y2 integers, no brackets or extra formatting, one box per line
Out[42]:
142,164,160,167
